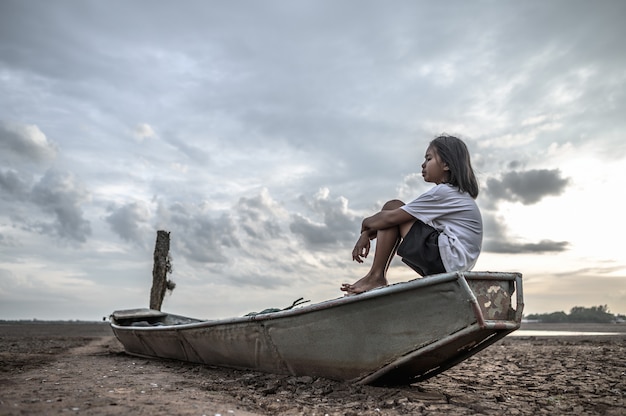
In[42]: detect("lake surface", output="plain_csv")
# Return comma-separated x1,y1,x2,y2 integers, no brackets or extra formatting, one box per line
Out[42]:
507,323,626,337
509,330,622,337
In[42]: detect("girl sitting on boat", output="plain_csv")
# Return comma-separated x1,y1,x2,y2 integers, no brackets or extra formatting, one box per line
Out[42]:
341,134,482,295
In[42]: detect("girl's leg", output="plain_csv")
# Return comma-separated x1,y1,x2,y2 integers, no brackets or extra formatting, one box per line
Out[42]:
341,200,408,294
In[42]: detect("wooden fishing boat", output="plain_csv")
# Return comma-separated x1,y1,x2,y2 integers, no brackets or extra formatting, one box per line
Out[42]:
110,271,523,385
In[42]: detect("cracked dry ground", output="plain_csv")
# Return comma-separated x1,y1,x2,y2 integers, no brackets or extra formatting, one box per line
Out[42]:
0,322,624,415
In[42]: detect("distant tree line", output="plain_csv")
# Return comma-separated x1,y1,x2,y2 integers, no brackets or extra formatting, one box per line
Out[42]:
525,305,625,323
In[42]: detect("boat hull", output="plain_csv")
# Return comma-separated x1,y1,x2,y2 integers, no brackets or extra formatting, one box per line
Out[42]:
111,271,523,385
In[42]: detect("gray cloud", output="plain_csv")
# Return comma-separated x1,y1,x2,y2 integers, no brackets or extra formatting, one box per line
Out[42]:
290,215,336,246
1,1,625,319
236,191,284,240
0,169,30,199
145,191,301,290
30,170,91,242
106,201,150,246
0,233,19,249
162,202,240,264
155,190,286,265
0,121,84,244
0,121,57,165
483,239,569,254
290,189,358,247
485,169,570,206
0,144,92,244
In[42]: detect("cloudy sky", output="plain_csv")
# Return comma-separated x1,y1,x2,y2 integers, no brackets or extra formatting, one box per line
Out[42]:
1,0,625,321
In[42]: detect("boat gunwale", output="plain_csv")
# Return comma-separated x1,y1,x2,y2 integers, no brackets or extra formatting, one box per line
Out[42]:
110,271,522,332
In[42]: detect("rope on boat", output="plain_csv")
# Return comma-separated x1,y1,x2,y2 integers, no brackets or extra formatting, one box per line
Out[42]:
245,297,311,316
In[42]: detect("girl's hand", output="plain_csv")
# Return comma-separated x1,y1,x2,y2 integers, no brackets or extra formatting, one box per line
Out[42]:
352,231,371,263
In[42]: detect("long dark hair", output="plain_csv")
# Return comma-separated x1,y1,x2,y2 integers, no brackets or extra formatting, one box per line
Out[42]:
429,134,479,199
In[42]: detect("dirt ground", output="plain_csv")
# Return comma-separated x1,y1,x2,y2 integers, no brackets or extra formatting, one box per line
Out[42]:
0,322,624,415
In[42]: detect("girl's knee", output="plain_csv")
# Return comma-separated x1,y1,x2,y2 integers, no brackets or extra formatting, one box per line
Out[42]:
382,199,405,210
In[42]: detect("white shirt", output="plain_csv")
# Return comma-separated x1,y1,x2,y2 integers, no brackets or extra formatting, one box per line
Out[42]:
401,184,483,272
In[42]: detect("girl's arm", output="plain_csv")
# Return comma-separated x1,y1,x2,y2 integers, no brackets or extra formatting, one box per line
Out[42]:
361,208,414,234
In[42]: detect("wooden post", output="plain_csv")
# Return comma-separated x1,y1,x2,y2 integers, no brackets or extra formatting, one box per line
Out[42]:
150,230,171,311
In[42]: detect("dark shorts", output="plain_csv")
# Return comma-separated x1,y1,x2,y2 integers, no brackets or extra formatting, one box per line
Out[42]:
397,220,446,276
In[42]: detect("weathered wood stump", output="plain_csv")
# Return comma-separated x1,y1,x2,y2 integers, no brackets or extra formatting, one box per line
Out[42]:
150,230,172,310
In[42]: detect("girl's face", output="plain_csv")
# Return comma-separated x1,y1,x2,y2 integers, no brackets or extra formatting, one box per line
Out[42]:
421,146,449,184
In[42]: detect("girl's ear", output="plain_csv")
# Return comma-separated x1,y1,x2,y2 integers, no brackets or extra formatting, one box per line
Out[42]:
443,163,450,171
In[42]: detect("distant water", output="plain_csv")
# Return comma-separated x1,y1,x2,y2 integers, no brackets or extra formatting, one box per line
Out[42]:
510,330,622,337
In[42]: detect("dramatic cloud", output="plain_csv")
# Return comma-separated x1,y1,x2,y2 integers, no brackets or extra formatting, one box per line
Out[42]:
236,189,285,240
1,1,625,319
106,201,151,245
484,169,570,206
290,188,358,247
160,201,240,264
0,121,91,243
30,170,92,243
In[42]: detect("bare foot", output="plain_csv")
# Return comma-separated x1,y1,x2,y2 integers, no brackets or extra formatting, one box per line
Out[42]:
340,274,387,295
